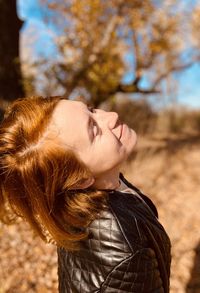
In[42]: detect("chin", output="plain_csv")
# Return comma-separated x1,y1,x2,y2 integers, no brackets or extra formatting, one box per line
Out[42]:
127,129,137,152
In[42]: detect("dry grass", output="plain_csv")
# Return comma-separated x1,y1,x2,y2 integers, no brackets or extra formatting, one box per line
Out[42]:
1,133,200,292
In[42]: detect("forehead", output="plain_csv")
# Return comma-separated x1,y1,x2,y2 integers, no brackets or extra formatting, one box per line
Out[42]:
49,99,89,149
51,100,86,124
55,99,85,115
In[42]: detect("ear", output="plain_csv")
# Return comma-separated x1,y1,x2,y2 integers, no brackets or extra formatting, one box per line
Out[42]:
70,177,95,190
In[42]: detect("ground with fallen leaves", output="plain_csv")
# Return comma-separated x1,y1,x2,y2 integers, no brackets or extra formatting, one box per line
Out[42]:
1,134,200,293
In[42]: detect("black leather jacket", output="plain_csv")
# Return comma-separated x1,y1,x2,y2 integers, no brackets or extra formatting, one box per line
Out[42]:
57,174,171,292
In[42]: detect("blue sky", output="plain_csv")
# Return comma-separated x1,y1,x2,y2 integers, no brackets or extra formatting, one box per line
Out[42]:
18,0,200,109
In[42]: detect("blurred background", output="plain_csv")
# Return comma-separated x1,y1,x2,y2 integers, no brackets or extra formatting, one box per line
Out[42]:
0,0,200,292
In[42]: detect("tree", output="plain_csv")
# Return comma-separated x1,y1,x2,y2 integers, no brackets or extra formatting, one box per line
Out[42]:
191,5,200,50
0,0,24,103
38,0,200,106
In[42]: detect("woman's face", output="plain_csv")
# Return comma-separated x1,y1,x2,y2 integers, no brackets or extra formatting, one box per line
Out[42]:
50,100,137,177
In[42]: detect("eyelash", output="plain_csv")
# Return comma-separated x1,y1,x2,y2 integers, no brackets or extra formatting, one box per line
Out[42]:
88,106,95,113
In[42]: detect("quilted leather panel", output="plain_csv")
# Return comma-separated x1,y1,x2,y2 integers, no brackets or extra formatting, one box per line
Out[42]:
101,248,164,292
108,192,171,292
57,176,171,293
57,209,132,293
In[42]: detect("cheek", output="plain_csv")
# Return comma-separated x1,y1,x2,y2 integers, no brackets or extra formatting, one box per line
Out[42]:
103,139,126,163
87,145,121,173
79,134,123,173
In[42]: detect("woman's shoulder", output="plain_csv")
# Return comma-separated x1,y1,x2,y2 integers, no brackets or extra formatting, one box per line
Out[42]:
85,208,132,253
57,207,132,289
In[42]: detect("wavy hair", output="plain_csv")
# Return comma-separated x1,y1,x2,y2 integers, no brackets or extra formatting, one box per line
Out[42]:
0,96,107,250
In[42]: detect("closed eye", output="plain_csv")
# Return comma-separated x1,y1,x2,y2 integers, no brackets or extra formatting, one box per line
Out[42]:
87,105,99,137
88,106,96,113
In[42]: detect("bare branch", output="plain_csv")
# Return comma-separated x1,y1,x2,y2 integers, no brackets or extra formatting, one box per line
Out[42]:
153,59,198,88
89,1,125,64
132,31,143,87
107,82,160,96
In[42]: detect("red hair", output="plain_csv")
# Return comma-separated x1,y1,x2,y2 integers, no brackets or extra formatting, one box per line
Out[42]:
0,96,107,250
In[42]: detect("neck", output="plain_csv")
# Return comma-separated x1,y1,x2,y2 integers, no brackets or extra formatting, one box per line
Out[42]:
92,169,120,190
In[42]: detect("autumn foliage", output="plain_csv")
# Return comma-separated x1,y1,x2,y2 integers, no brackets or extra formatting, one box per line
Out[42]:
34,0,200,106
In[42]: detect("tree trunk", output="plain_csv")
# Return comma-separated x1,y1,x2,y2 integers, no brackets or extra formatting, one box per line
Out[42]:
0,0,24,102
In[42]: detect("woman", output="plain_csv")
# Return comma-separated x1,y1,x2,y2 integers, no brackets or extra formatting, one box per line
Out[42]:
0,96,171,292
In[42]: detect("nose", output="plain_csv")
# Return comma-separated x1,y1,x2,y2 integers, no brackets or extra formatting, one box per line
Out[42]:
96,109,119,130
